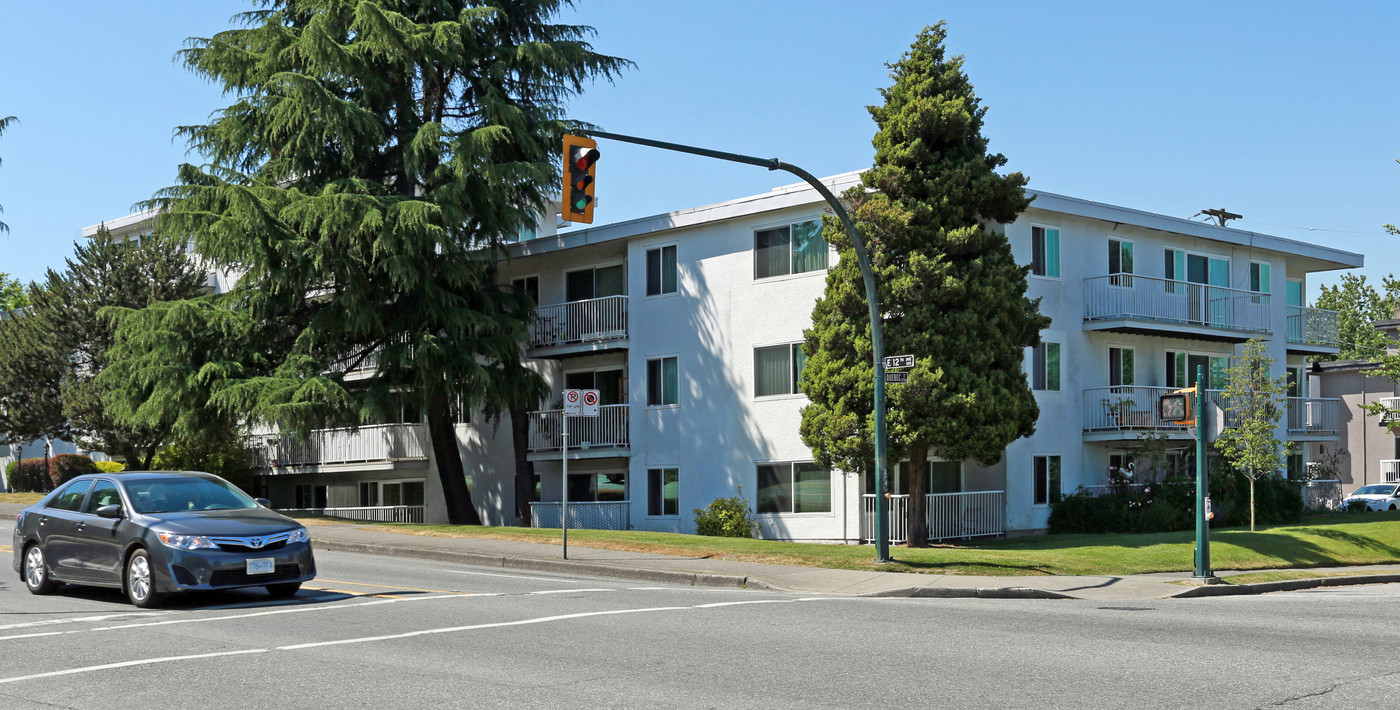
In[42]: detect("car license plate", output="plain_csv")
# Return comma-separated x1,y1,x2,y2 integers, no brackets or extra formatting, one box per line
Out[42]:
247,558,275,575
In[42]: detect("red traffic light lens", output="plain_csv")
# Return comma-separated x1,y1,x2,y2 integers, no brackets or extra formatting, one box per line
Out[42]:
574,148,600,171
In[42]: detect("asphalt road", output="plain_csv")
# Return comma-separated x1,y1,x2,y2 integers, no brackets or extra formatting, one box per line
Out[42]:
4,518,1400,709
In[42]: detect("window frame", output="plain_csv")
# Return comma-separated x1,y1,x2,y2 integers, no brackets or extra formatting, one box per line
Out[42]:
646,355,679,408
645,244,679,298
1108,237,1134,287
1030,225,1061,279
1109,345,1135,388
1032,341,1061,392
756,460,833,515
647,466,680,517
753,217,829,281
510,274,540,306
564,261,626,302
1249,261,1271,294
1032,454,1062,507
753,342,807,399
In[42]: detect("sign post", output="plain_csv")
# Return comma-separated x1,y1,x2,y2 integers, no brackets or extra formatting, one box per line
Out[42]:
560,389,599,559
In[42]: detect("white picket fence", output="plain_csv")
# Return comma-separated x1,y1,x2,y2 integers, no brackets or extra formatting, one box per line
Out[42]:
281,505,426,523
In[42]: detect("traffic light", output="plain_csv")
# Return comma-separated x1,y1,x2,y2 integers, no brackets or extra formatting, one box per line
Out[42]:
1159,387,1196,426
562,134,599,224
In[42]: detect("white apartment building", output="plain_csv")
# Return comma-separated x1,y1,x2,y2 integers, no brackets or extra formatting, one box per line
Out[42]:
83,174,1363,541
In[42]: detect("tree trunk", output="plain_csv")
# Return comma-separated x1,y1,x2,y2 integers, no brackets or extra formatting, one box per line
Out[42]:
1249,476,1256,532
906,439,930,547
510,400,536,526
425,386,481,526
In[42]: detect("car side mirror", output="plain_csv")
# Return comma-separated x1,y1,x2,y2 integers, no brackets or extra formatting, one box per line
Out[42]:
95,504,125,519
255,498,272,508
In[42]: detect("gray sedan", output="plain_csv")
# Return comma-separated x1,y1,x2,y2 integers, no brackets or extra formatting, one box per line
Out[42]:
12,471,316,607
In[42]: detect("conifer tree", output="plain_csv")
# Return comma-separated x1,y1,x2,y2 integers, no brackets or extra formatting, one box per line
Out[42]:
801,23,1048,546
100,1,627,523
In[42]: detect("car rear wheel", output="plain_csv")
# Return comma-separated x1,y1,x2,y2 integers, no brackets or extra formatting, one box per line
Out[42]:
22,545,60,595
266,582,301,599
125,549,165,609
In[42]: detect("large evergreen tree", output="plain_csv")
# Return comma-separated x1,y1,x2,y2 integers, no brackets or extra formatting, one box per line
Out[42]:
100,1,627,524
801,23,1049,546
0,230,206,465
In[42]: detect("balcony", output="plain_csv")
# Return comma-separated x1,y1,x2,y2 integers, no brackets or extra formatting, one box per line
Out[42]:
1382,460,1400,483
527,295,628,357
526,404,629,460
254,423,430,473
1286,306,1341,354
1380,398,1400,427
1286,397,1341,440
1083,274,1270,342
1082,386,1196,440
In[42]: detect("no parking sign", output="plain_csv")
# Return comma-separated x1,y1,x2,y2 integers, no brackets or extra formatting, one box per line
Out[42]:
563,389,600,416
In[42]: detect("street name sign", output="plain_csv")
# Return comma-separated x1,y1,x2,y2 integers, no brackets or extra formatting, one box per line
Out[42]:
884,354,914,369
885,372,909,384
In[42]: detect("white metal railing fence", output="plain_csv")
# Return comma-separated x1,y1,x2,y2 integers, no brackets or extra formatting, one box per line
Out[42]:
1084,274,1270,333
529,295,629,349
1383,460,1400,484
281,505,425,523
1286,306,1340,347
927,491,1005,541
1381,398,1400,426
528,404,629,451
529,500,630,530
861,494,910,545
1296,480,1342,512
1286,397,1341,435
260,424,429,468
1083,386,1197,432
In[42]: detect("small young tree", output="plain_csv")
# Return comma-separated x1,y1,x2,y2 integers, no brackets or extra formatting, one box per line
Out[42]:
1213,338,1292,531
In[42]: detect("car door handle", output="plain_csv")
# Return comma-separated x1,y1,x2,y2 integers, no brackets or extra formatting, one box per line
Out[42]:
76,522,86,531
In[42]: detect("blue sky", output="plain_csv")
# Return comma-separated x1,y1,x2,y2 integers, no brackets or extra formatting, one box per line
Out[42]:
2,1,1397,297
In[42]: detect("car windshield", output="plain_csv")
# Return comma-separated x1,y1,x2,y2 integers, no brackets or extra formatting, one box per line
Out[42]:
124,477,258,514
1354,485,1397,496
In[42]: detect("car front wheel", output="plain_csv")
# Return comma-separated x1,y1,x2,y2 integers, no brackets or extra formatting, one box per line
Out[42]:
125,549,165,609
22,545,60,595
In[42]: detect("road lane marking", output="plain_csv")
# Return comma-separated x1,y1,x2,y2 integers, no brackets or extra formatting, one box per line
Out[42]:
313,577,468,595
0,648,269,685
441,569,610,584
0,612,166,632
529,588,612,595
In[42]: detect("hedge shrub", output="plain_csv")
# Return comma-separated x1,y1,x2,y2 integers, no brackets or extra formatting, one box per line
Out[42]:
693,493,758,538
1050,469,1303,535
50,454,99,487
2,455,100,493
95,460,126,474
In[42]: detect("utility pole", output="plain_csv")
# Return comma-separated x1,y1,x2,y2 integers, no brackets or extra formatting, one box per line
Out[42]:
1196,208,1242,227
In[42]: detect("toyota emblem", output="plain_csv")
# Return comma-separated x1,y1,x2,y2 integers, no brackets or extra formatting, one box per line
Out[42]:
250,538,263,548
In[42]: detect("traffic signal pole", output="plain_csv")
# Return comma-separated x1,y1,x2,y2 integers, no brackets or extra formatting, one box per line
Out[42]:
572,128,894,562
1193,365,1214,581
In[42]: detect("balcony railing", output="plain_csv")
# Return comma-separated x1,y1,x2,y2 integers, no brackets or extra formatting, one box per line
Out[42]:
1286,306,1340,347
281,505,425,523
257,423,429,468
529,295,628,350
1084,274,1270,333
529,500,629,530
1380,398,1400,426
861,491,1005,544
1286,397,1341,436
1083,386,1197,432
1383,460,1400,484
527,404,629,452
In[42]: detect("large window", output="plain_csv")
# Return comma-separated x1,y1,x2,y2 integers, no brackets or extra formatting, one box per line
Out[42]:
754,219,827,279
1166,351,1231,389
564,368,625,405
511,275,539,305
648,467,679,516
646,245,677,296
647,356,678,406
754,343,807,397
1108,238,1133,286
757,462,830,514
568,473,627,503
880,460,962,495
565,264,625,302
1033,455,1061,507
1033,342,1061,391
1249,262,1270,293
1031,226,1060,278
1109,346,1135,388
294,484,328,509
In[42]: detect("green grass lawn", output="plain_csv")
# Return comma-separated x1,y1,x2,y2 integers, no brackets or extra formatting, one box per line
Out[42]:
0,492,42,506
365,511,1400,577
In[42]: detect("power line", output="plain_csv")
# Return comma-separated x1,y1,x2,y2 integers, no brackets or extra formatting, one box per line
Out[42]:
1235,220,1392,237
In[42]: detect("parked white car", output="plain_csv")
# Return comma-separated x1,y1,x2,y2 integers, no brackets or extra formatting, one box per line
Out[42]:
1341,484,1400,511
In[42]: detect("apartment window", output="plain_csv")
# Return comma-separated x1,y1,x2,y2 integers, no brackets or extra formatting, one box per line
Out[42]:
754,219,827,279
382,480,426,507
564,368,625,405
569,473,627,503
757,462,831,514
511,275,539,305
294,484,328,509
1031,226,1060,278
359,482,379,507
1286,366,1304,398
648,467,679,516
1287,453,1305,481
1166,352,1230,389
1033,455,1062,506
1032,342,1061,391
1108,238,1134,286
1109,346,1135,388
646,245,678,296
566,264,625,301
1249,262,1271,293
647,356,678,406
880,460,962,495
754,343,807,397
1286,280,1304,308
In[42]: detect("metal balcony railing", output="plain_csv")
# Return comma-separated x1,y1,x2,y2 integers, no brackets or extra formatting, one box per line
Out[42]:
529,500,630,530
1286,397,1341,436
1084,274,1270,333
529,295,628,349
1380,397,1400,426
527,404,629,452
281,505,425,523
1383,460,1400,484
257,423,429,468
1083,386,1197,432
861,491,1005,544
1286,306,1340,347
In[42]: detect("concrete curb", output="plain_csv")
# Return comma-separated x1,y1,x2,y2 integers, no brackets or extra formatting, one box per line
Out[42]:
1172,573,1400,598
863,586,1076,600
312,537,778,592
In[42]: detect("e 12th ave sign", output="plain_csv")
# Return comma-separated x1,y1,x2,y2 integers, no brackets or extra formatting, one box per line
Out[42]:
884,354,914,369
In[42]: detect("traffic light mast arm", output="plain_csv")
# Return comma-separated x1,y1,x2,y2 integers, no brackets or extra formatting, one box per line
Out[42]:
571,127,893,563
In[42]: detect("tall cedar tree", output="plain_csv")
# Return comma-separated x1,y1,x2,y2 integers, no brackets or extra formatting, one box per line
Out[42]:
0,230,206,466
0,115,13,233
1213,338,1292,532
99,1,625,524
801,23,1049,546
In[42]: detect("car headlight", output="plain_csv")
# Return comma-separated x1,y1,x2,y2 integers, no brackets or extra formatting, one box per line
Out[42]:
157,532,219,550
288,528,310,544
